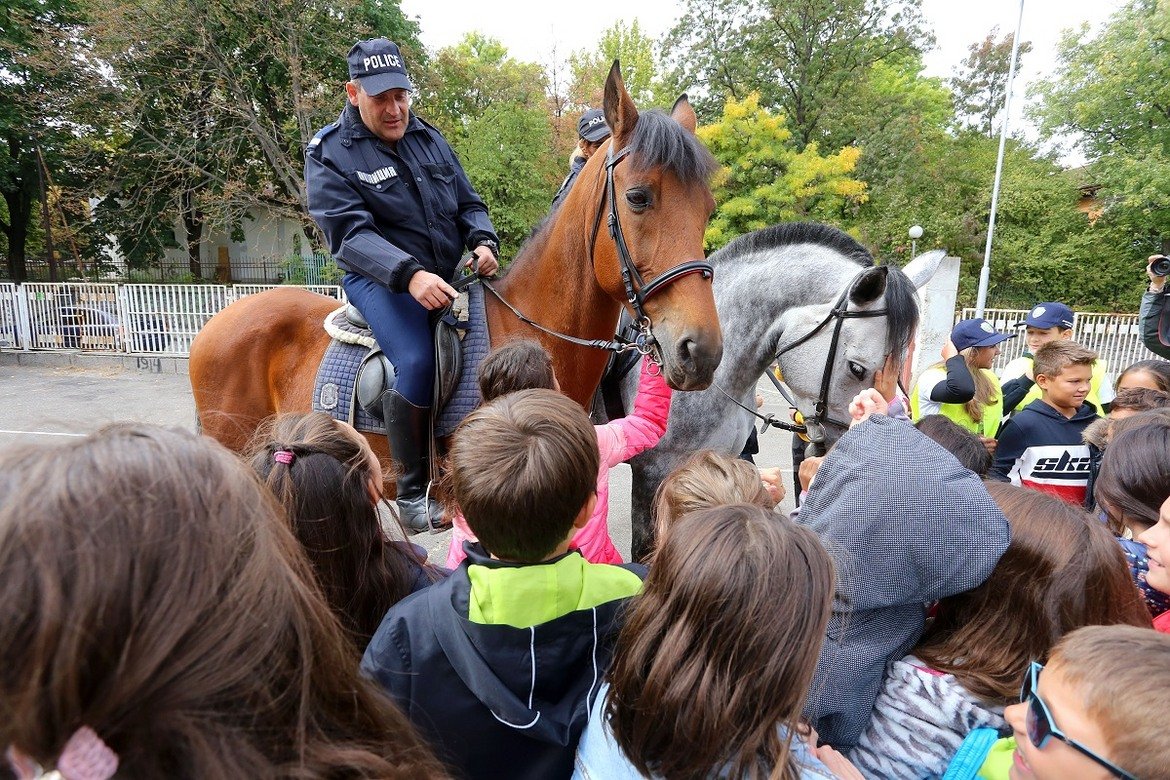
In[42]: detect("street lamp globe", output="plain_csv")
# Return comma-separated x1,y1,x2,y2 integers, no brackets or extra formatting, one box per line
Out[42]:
908,225,923,258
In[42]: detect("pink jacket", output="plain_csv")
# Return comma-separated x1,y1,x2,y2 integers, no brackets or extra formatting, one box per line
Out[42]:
445,356,672,567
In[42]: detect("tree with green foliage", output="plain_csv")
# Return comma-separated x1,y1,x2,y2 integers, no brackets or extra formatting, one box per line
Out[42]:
662,0,932,148
80,0,420,270
949,29,1032,137
1034,0,1170,262
567,20,657,107
0,0,93,280
413,34,561,257
698,94,867,249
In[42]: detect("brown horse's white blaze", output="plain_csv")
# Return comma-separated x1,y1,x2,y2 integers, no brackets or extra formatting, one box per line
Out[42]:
189,61,722,499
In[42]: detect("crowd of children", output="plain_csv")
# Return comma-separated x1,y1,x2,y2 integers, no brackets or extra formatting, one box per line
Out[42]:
2,302,1169,779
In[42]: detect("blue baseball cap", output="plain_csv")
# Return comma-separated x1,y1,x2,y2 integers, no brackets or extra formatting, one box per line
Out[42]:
951,318,1016,351
578,108,610,143
347,39,413,96
1021,302,1075,330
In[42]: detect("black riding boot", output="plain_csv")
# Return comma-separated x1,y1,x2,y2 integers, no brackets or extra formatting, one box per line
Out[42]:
382,389,445,533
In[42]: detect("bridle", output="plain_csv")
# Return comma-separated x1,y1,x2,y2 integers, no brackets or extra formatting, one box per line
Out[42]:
716,269,891,451
482,142,714,364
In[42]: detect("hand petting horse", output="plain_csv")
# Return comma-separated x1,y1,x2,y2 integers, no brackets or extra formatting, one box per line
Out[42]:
618,223,945,560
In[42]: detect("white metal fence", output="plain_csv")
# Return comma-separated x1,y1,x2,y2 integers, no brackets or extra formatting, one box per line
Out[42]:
0,283,19,349
3,283,344,355
960,307,1163,374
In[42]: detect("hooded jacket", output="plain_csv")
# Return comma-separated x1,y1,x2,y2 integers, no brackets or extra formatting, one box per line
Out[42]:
797,415,1011,750
990,399,1098,505
361,544,644,779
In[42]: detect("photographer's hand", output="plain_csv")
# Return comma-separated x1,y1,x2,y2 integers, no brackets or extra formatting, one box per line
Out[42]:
1148,256,1167,294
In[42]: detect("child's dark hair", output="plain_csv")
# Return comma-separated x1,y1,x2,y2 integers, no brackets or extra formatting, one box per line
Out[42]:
606,504,834,780
1033,339,1096,379
246,412,436,648
0,424,445,778
1093,412,1170,535
1110,386,1170,413
914,481,1149,706
914,415,991,477
1115,359,1170,392
477,339,556,401
449,389,598,561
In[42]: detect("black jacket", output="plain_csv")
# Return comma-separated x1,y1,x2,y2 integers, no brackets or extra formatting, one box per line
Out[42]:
1141,289,1170,359
305,105,498,293
361,544,643,779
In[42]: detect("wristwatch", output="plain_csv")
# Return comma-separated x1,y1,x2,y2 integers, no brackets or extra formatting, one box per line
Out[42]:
475,238,499,256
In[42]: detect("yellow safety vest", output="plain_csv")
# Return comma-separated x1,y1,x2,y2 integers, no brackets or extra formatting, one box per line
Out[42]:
910,367,1003,438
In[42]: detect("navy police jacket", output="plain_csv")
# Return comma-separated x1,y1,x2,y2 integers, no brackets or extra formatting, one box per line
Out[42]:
305,105,498,293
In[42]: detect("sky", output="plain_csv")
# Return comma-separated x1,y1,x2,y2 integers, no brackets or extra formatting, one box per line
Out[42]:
398,0,1125,157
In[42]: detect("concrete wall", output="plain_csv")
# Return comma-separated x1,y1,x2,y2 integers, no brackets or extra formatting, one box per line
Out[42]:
910,255,961,380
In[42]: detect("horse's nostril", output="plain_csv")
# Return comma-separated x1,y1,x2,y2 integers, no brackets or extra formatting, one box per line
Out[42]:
675,338,697,368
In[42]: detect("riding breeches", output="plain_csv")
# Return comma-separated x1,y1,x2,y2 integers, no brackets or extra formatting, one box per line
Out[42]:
342,272,434,407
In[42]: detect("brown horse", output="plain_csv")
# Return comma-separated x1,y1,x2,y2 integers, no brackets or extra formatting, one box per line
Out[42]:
190,63,723,487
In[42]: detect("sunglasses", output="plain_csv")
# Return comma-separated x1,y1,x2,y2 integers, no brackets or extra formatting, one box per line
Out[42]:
1020,661,1137,780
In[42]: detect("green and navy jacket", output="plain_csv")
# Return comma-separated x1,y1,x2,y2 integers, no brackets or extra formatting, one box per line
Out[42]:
361,543,644,780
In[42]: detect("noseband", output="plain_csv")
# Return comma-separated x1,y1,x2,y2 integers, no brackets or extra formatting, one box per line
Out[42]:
483,143,715,364
772,271,890,441
717,269,890,448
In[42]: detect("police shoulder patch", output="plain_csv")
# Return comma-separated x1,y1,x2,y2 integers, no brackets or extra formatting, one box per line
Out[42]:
307,122,339,151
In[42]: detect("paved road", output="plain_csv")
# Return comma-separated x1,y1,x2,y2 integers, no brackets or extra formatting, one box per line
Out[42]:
0,358,796,562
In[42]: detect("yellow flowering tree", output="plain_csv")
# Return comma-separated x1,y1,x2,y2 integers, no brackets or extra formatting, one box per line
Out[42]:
698,94,867,250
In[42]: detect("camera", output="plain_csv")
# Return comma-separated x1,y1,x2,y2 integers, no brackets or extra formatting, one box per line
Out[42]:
1153,255,1170,277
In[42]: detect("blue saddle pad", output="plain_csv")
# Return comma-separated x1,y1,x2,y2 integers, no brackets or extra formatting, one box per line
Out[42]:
311,282,490,437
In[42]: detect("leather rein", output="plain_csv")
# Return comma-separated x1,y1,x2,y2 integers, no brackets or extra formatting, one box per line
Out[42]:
718,270,890,445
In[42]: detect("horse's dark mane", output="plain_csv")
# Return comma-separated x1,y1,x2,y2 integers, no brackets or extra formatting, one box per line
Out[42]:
714,222,874,267
626,109,718,186
881,264,920,359
504,110,714,276
712,221,917,358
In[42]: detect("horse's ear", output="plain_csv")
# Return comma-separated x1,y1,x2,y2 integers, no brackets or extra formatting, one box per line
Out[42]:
901,249,946,291
603,60,639,146
849,265,889,307
671,93,697,134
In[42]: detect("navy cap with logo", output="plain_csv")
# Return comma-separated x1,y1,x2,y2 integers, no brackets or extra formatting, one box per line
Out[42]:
1020,301,1075,330
577,108,610,143
347,38,413,96
951,318,1016,352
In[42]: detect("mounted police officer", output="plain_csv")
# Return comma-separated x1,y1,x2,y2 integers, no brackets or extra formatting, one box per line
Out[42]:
550,107,611,209
306,38,500,532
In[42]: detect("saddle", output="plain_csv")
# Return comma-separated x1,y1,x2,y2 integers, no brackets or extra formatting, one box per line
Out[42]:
313,284,489,438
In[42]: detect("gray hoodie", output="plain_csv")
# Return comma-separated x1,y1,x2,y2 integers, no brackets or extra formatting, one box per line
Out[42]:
797,415,1011,750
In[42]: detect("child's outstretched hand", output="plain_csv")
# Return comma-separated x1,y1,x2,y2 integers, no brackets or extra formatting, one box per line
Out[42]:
815,745,866,780
758,466,785,506
848,388,889,427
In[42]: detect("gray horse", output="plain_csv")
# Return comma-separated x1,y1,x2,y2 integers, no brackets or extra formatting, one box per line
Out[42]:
618,222,944,560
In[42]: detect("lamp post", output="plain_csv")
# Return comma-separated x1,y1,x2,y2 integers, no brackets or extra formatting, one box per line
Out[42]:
909,225,923,258
975,0,1026,317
